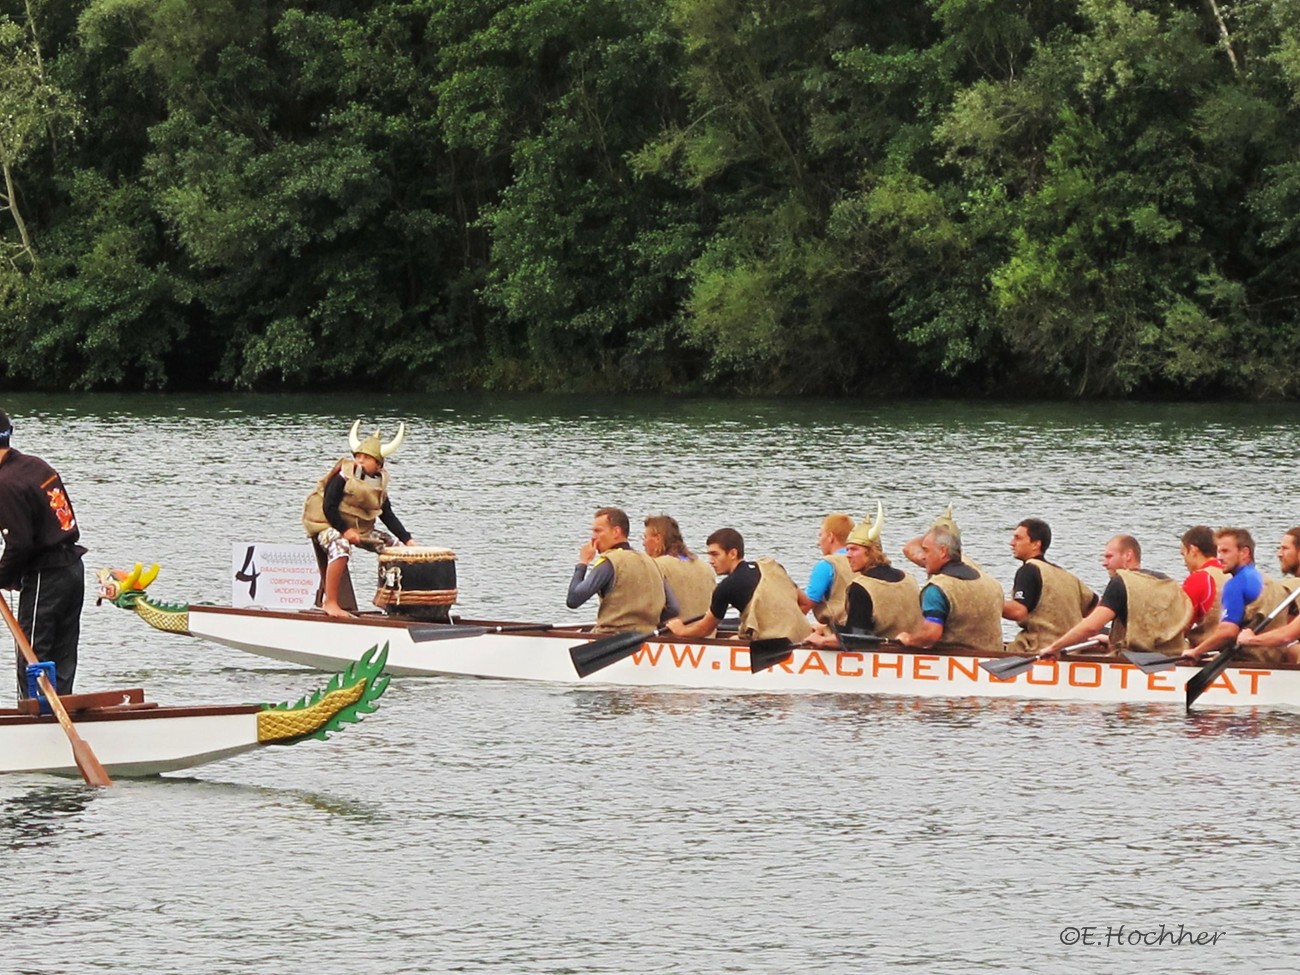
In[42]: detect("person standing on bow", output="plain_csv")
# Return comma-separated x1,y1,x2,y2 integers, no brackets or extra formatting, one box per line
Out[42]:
897,524,1004,653
1184,528,1294,665
0,410,88,697
1179,525,1226,646
1002,518,1097,655
1039,535,1190,660
797,513,854,627
568,507,678,633
643,514,716,630
666,528,812,645
807,504,921,646
303,421,416,618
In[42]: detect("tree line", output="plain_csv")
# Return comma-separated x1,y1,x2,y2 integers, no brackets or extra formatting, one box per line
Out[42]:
2,0,1298,397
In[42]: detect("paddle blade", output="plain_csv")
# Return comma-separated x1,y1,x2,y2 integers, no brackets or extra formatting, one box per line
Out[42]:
407,624,488,643
1121,649,1181,674
570,629,653,678
70,735,112,788
979,656,1037,680
749,638,793,674
1186,645,1243,712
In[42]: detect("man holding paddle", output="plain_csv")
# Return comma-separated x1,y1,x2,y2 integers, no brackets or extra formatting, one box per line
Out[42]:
807,504,921,646
1039,535,1190,660
0,410,88,697
1001,518,1097,655
1183,528,1296,665
665,528,811,645
568,507,678,633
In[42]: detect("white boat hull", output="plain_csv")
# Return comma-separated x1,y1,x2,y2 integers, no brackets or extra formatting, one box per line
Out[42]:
182,607,1300,710
0,709,262,777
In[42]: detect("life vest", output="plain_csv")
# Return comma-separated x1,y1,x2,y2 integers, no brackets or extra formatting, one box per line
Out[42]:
926,561,1005,653
1008,558,1096,654
302,458,389,536
738,558,814,643
1109,569,1191,656
1185,563,1229,646
593,548,666,633
847,571,922,639
812,553,854,626
655,554,717,634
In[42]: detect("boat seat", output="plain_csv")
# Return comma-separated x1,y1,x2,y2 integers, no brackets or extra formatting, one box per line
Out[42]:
17,687,147,716
311,535,358,612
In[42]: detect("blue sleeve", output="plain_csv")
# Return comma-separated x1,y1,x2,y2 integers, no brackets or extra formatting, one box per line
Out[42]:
1219,572,1261,627
805,559,835,602
920,583,949,624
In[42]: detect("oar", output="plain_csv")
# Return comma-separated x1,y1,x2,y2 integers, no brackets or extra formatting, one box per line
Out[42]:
1121,649,1183,675
748,637,796,673
569,614,705,678
829,624,889,652
410,622,555,643
978,639,1104,680
1185,585,1300,712
0,595,112,787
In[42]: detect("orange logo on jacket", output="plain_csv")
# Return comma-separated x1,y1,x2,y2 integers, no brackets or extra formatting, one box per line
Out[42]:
47,486,76,532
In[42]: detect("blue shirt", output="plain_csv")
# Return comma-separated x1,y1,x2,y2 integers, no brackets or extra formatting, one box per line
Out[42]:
806,548,847,602
1220,562,1264,627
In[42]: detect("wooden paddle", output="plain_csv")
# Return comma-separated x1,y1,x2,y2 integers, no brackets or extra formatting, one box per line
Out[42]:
569,614,705,678
408,623,555,643
1185,585,1300,712
748,637,797,673
978,639,1104,680
0,594,112,787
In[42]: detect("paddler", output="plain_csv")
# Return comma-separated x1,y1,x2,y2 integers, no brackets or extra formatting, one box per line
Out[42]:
1002,518,1097,655
1183,528,1296,665
643,514,716,630
302,421,417,618
807,503,921,646
897,523,1004,653
1275,528,1300,592
665,528,812,645
568,507,678,633
796,513,854,626
0,410,88,696
1178,525,1226,645
1039,535,1191,660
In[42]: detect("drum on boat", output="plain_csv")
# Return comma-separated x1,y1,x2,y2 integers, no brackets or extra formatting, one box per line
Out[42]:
374,546,458,622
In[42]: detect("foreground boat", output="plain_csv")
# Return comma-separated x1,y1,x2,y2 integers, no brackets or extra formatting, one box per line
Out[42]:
1,645,389,777
96,566,1300,710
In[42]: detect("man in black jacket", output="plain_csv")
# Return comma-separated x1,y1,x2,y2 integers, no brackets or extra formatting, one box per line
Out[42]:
0,411,87,696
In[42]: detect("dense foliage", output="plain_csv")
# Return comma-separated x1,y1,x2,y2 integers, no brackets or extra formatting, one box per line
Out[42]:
1,0,1298,396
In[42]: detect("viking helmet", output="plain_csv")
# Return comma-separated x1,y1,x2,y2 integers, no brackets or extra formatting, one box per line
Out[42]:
931,502,958,536
349,419,405,462
846,502,884,547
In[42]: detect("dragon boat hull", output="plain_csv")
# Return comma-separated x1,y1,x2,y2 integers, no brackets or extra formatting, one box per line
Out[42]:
147,604,1300,710
0,645,389,778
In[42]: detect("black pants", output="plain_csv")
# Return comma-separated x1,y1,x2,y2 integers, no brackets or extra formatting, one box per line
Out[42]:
13,559,84,698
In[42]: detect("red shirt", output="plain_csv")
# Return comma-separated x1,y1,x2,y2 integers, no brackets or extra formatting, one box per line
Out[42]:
1182,558,1223,622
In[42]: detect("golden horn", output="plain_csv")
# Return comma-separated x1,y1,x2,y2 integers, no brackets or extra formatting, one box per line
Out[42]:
867,501,883,543
121,563,142,590
348,420,362,453
137,564,161,589
380,422,405,458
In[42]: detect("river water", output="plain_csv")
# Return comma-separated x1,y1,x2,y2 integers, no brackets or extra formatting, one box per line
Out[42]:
1,393,1298,973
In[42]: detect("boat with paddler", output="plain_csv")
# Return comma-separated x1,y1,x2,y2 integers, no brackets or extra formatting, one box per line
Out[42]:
1,643,390,777
96,563,1300,711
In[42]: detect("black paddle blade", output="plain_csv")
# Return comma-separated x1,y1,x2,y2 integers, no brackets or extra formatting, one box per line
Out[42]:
749,638,794,673
1121,649,1181,674
836,631,886,651
1185,645,1244,712
979,656,1037,680
569,629,653,678
407,624,488,643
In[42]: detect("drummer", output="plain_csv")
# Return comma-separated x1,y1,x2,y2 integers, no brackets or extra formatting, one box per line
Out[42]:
302,421,417,618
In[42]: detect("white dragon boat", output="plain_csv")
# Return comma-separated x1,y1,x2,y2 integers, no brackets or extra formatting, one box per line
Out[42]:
1,644,389,777
96,565,1300,711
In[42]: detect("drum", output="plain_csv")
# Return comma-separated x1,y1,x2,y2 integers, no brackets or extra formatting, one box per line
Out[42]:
374,547,458,622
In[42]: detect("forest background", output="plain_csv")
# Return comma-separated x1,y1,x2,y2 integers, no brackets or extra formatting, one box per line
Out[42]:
2,0,1299,397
